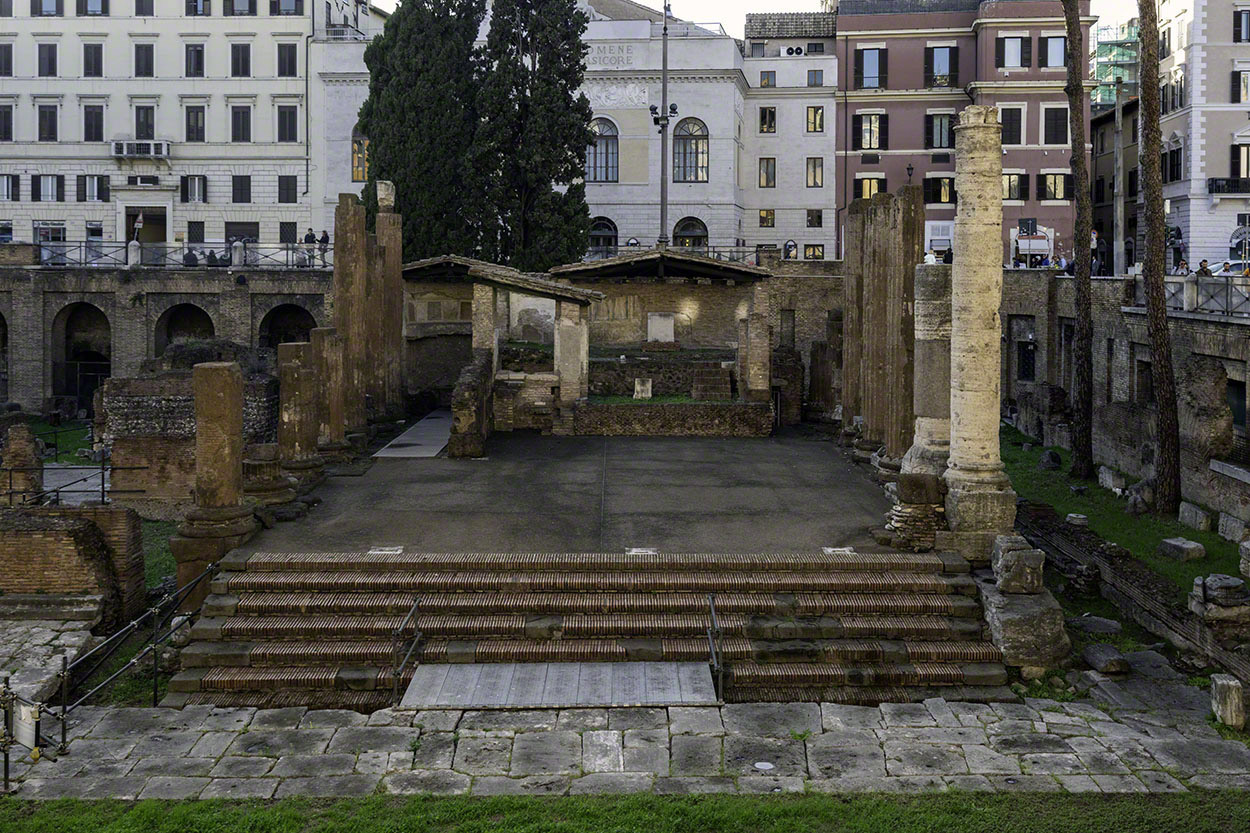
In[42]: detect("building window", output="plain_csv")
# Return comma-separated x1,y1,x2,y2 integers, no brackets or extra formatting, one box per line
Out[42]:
277,105,298,142
38,43,57,77
37,104,57,141
231,43,251,78
806,209,822,228
923,177,956,204
925,113,954,149
232,175,251,203
759,209,774,228
187,221,205,243
0,105,10,142
758,157,776,188
83,43,103,77
588,216,617,251
858,177,884,199
996,36,1031,68
187,0,209,15
855,47,885,89
585,118,618,182
759,70,775,87
780,309,795,346
852,113,886,150
0,176,14,201
135,43,154,77
274,0,303,15
134,105,155,140
1167,147,1181,182
277,43,298,77
1127,167,1139,196
231,106,251,142
925,46,957,87
1040,36,1066,68
1000,107,1023,145
126,174,158,185
1238,11,1250,43
806,157,823,188
186,44,205,78
225,0,253,13
35,0,61,14
135,0,153,13
806,106,823,133
1043,107,1068,145
77,174,108,202
1002,173,1027,201
1040,173,1073,200
33,174,63,201
0,44,11,76
672,217,708,247
1095,177,1105,203
186,106,206,142
181,175,207,203
673,118,709,183
750,42,763,57
807,42,824,54
278,221,298,244
278,174,297,203
351,130,369,182
804,244,824,260
807,69,823,87
1017,341,1036,381
759,106,775,134
83,104,104,142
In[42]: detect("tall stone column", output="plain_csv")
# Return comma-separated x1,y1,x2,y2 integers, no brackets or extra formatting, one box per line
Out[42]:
333,193,368,436
883,185,923,464
554,300,589,406
841,201,867,436
277,342,326,493
375,182,405,419
744,281,771,403
310,327,350,462
939,105,1017,562
857,194,890,456
169,362,258,610
472,283,499,369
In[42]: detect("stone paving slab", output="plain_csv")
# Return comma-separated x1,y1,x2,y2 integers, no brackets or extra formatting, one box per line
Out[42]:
1,619,95,702
8,696,1247,798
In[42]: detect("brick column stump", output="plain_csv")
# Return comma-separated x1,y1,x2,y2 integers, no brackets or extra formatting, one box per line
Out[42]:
277,343,327,493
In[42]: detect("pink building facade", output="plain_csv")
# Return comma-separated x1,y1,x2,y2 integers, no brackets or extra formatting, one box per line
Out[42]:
824,0,1094,263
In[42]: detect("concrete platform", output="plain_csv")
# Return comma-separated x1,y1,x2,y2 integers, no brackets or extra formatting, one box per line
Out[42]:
374,410,450,458
400,662,717,709
239,431,892,554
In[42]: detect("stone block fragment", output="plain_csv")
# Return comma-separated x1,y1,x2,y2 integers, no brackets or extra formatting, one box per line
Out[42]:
1218,513,1249,543
993,548,1045,595
1065,514,1088,527
897,472,943,505
1038,450,1061,470
633,378,652,400
979,580,1070,670
1241,541,1250,580
1178,501,1213,532
1211,674,1246,731
1097,466,1126,492
1082,643,1129,675
1158,537,1205,561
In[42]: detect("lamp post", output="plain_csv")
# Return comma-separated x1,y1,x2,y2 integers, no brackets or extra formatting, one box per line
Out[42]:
906,163,915,184
651,3,677,248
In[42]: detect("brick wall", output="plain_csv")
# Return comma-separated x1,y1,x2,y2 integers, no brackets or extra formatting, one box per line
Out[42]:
29,504,145,623
589,356,732,398
0,244,37,266
573,401,774,437
448,349,494,458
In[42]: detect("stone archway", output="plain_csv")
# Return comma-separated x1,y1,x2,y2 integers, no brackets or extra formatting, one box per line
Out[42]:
154,303,215,357
51,302,111,413
258,304,317,349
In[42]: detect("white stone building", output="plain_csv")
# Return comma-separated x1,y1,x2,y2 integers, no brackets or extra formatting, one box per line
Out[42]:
579,3,839,261
1158,0,1250,267
0,0,384,256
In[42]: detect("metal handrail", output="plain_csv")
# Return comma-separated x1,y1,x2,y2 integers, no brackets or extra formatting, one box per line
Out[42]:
390,597,424,706
1,462,147,506
706,593,724,701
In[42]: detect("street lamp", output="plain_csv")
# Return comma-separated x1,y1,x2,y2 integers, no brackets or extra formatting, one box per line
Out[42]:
906,163,914,184
653,2,678,248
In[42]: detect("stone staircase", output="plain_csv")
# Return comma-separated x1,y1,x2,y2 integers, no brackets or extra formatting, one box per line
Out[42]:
691,365,733,401
166,549,1011,711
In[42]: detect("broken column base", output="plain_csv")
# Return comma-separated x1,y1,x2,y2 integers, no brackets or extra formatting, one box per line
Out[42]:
977,573,1071,674
941,476,1017,564
281,457,326,495
872,451,901,483
243,446,298,506
317,440,354,465
852,437,880,464
888,503,943,552
170,505,259,611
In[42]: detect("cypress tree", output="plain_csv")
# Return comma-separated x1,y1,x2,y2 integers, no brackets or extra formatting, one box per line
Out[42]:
471,0,595,270
357,0,486,260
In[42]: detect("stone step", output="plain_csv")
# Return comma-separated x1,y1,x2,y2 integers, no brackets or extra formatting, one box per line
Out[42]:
206,590,984,618
215,570,978,596
726,661,1008,688
722,684,1019,705
190,612,984,643
231,550,968,574
180,637,1001,669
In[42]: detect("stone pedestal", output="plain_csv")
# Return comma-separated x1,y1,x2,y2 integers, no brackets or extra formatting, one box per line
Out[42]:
333,194,368,434
169,362,258,611
277,343,326,494
939,105,1016,563
310,327,351,462
242,443,296,506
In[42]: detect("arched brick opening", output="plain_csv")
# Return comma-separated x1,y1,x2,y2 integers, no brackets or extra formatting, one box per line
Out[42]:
154,303,215,357
258,303,317,349
51,302,111,414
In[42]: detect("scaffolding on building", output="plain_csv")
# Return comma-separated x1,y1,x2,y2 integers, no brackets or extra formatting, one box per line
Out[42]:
1090,19,1140,112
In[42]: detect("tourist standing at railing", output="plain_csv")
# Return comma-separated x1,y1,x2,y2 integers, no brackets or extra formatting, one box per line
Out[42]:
1219,262,1236,276
319,231,330,267
303,229,317,268
1173,260,1190,276
1196,260,1213,277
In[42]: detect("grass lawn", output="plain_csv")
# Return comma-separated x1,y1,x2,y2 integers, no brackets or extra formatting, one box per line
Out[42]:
26,419,92,464
2,792,1250,833
1000,425,1242,594
141,520,178,590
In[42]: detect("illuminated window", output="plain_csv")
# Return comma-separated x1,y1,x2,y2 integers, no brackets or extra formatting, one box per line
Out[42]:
351,130,369,183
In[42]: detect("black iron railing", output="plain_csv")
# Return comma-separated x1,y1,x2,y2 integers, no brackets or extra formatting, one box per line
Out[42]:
1208,178,1250,194
391,598,424,706
29,241,333,269
706,593,724,701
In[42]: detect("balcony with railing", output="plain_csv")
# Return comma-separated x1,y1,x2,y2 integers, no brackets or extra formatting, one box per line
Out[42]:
1208,178,1250,195
586,245,761,265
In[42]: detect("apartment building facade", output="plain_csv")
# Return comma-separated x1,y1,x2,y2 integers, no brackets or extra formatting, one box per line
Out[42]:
1160,0,1250,268
579,5,839,260
0,0,382,253
1090,95,1139,273
832,0,1093,263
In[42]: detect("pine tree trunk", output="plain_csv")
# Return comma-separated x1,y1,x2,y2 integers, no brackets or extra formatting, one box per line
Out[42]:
1137,0,1182,514
1064,0,1094,480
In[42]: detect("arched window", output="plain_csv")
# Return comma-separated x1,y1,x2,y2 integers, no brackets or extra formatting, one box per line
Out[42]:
589,217,618,255
673,217,708,248
673,118,709,183
586,119,619,183
351,128,369,183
